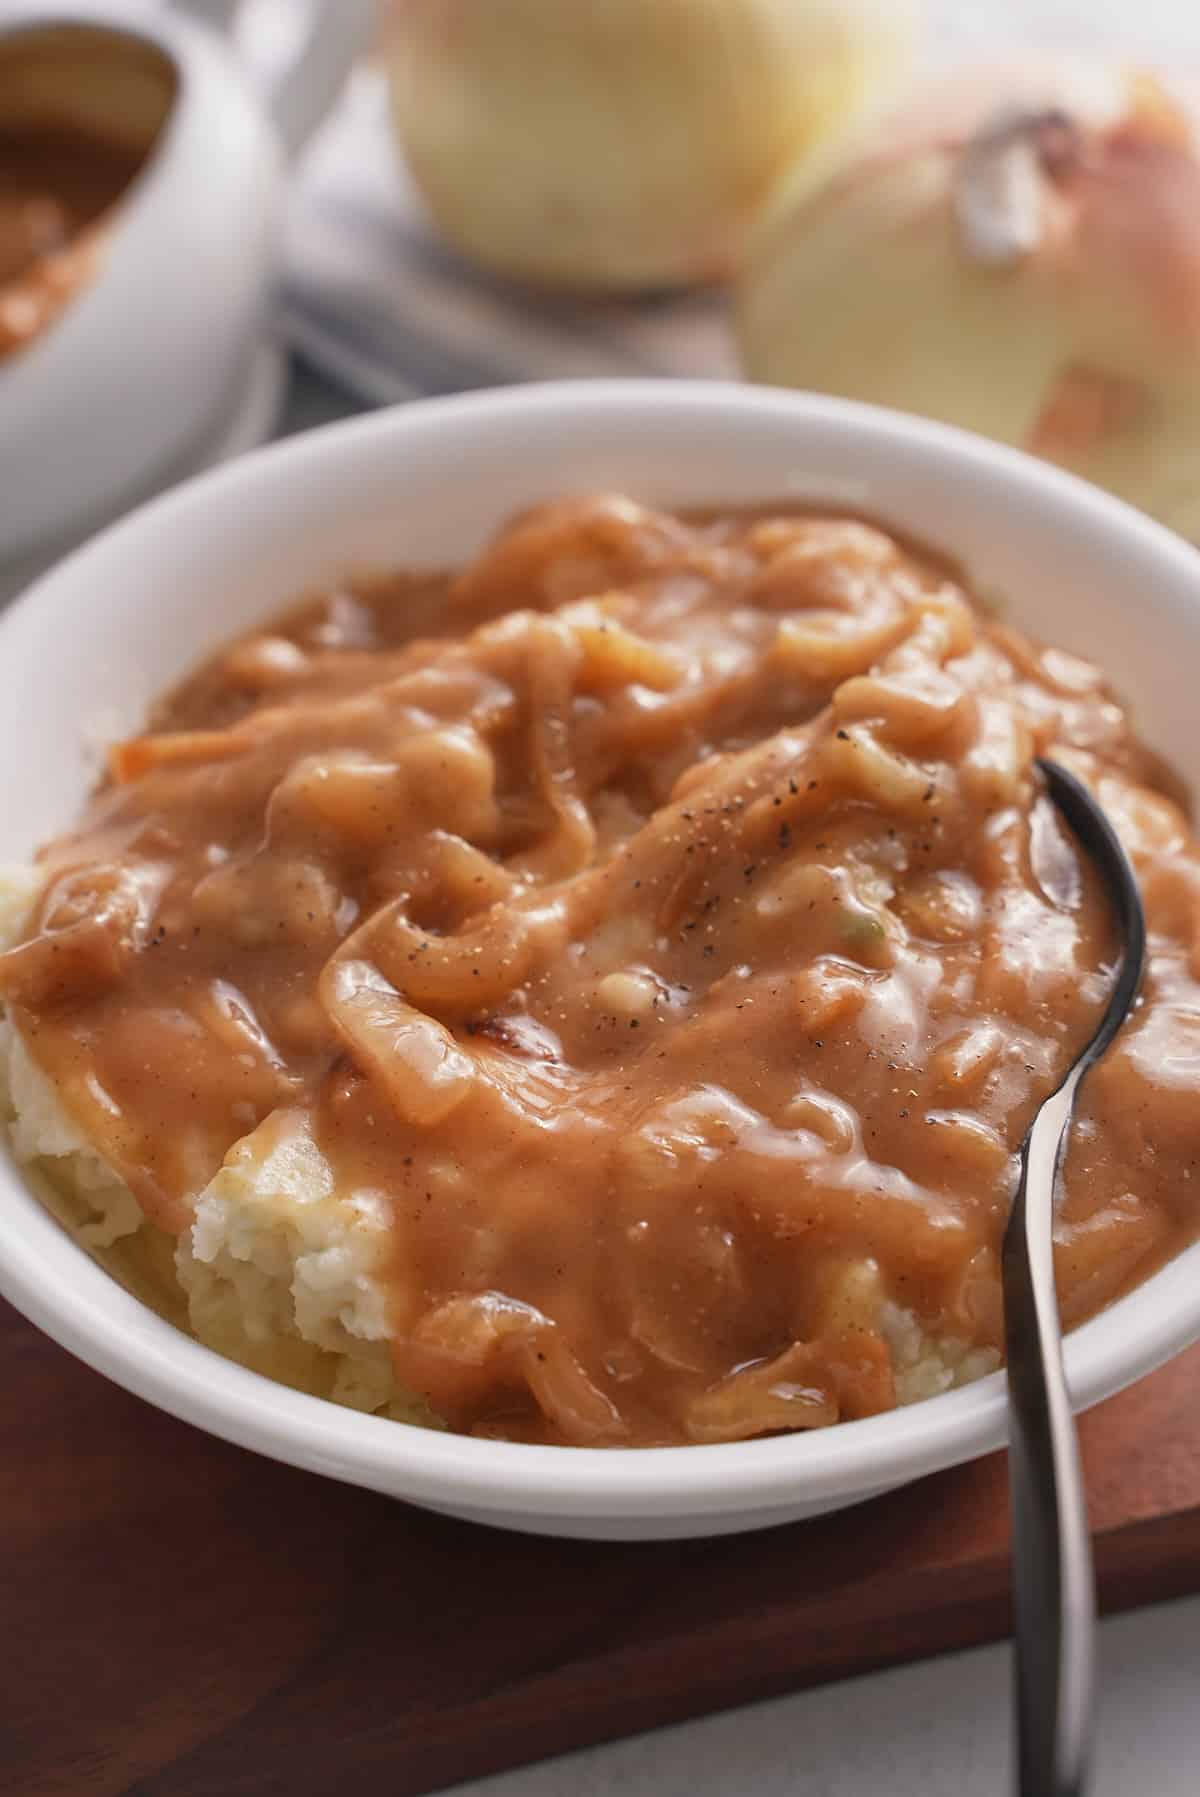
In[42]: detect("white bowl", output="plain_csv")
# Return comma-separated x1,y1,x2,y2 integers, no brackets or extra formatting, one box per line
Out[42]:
0,0,372,562
3,381,1200,1540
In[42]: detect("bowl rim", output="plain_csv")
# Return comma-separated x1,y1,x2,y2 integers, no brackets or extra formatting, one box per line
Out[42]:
4,377,1200,1524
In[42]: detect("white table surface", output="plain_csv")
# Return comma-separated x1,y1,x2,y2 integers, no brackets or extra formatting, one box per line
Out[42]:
286,0,1200,1782
446,1599,1200,1797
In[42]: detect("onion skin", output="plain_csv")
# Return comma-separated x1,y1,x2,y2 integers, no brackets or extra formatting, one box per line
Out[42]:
738,57,1200,540
384,0,922,293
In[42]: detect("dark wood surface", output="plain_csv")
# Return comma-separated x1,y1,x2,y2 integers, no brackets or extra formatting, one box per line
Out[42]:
3,1296,1199,1797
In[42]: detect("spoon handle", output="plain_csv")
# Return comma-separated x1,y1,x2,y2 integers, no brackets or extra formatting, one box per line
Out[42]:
1003,1068,1095,1797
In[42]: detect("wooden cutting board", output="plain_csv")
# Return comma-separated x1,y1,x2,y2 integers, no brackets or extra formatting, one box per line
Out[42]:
3,1296,1199,1797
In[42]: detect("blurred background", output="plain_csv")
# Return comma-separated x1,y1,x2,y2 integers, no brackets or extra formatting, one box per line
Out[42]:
281,0,1200,547
5,0,1200,571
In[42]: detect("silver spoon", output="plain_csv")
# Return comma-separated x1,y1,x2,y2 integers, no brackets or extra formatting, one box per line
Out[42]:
1002,758,1146,1797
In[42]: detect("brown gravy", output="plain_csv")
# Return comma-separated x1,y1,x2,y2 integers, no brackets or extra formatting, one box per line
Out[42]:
0,125,145,360
5,497,1200,1446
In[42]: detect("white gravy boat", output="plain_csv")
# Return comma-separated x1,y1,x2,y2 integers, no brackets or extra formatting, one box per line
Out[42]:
0,0,373,562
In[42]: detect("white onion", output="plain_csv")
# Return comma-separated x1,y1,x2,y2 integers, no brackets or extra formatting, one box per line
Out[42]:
384,0,923,292
738,58,1200,539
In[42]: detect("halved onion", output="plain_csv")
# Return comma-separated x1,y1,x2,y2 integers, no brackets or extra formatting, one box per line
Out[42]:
739,58,1200,539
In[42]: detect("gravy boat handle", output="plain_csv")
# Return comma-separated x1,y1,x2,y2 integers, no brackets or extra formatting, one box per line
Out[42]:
174,0,375,158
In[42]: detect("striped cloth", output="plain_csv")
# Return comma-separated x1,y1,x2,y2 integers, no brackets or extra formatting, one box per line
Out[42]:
279,1,1200,406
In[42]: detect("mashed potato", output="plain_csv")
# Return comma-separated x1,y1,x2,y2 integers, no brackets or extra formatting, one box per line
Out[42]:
0,863,440,1419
